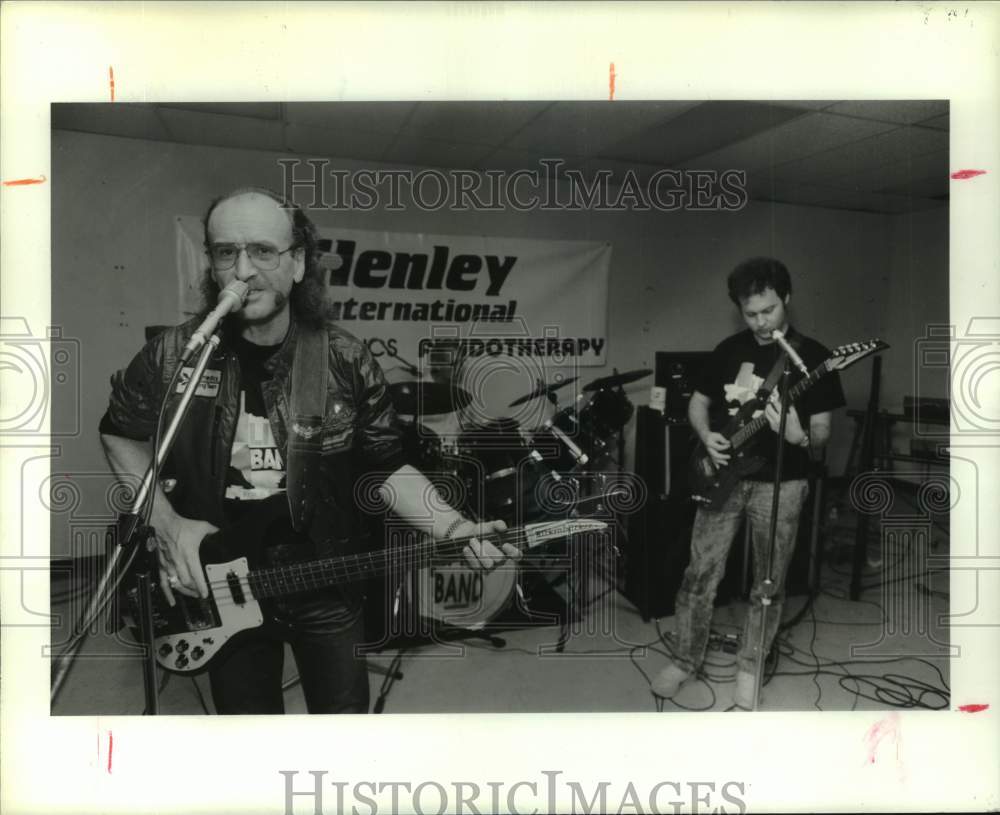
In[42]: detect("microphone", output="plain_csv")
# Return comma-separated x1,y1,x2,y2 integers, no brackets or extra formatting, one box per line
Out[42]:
180,280,249,363
771,329,809,376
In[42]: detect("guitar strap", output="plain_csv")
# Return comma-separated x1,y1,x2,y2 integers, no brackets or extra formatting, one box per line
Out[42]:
754,331,804,403
286,324,329,533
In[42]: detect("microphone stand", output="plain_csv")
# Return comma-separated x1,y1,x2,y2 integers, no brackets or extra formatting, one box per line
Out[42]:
50,333,223,712
749,351,791,711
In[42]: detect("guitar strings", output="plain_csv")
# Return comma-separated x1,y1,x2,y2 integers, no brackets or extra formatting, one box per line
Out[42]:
184,528,600,609
730,367,822,447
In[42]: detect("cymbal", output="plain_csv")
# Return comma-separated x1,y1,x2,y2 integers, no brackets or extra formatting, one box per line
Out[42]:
389,381,472,416
582,368,653,392
508,376,579,407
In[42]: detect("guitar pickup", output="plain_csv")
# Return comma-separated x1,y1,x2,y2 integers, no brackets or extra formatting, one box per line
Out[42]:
227,571,246,605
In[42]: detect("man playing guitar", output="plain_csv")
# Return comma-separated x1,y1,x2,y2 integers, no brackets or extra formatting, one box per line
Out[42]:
100,187,514,714
651,257,845,709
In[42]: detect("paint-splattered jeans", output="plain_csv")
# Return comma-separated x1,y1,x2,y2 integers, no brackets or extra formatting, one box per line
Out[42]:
671,478,809,675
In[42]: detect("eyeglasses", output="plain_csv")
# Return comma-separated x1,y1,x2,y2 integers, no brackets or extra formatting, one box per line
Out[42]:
207,242,298,272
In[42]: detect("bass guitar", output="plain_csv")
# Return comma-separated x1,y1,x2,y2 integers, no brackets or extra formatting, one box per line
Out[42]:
117,495,608,674
688,338,888,509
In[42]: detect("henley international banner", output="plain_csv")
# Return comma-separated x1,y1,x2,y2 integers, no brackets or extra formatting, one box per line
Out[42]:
176,217,612,367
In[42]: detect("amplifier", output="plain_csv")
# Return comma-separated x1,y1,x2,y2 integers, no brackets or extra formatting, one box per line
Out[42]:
655,352,712,423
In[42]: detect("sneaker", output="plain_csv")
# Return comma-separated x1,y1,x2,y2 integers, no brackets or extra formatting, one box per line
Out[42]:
733,670,761,710
651,664,691,698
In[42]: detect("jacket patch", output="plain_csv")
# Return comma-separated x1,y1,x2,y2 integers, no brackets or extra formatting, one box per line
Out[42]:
175,367,222,397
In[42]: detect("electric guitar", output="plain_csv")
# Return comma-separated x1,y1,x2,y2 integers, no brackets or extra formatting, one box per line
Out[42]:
688,338,889,509
117,495,609,674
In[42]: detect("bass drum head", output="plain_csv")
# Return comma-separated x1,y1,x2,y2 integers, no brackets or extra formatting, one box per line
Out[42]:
415,561,517,630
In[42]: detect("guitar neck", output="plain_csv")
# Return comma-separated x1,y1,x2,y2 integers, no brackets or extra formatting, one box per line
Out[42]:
729,362,829,448
244,524,583,600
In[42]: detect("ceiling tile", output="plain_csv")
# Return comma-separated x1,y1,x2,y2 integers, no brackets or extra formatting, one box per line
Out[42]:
812,190,941,215
158,107,286,152
757,182,933,214
602,101,807,166
283,123,395,163
916,113,950,131
879,174,950,198
677,112,898,176
770,125,948,183
473,148,554,173
50,100,949,216
755,181,840,207
383,136,498,169
284,102,416,135
158,102,283,120
568,157,662,187
831,150,948,193
401,102,549,145
826,100,949,125
506,100,699,158
767,100,839,111
52,103,170,141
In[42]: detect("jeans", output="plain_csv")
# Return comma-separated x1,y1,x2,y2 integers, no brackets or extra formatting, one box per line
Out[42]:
671,479,809,675
208,604,370,715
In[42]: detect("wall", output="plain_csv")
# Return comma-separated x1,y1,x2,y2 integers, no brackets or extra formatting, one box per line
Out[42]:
51,129,935,550
883,206,950,409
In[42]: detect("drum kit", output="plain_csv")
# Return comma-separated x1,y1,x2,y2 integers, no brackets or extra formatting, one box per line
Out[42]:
388,367,652,632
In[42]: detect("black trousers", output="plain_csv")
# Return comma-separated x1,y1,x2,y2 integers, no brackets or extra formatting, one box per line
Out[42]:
208,610,370,715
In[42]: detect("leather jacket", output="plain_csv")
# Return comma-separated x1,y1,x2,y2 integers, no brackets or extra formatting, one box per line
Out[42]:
104,315,405,554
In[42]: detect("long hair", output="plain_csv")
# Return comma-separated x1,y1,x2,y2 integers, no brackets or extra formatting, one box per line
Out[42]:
199,186,329,329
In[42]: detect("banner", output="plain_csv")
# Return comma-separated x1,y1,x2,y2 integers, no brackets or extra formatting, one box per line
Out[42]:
175,218,611,367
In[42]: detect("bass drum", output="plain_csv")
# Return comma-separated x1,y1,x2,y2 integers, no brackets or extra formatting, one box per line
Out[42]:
415,560,517,630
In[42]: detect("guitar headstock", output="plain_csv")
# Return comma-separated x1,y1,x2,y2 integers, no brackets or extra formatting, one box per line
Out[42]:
827,338,889,371
522,519,609,550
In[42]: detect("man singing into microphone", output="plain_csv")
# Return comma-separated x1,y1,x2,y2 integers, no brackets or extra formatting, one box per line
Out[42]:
651,257,845,709
99,187,514,714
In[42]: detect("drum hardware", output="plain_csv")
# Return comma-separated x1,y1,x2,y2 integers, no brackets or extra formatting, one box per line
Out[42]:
455,418,555,524
389,380,473,416
581,367,653,392
385,365,645,641
369,338,421,378
508,376,580,408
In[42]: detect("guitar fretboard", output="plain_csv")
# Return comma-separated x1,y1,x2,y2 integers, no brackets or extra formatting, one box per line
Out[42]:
242,523,601,600
246,533,480,599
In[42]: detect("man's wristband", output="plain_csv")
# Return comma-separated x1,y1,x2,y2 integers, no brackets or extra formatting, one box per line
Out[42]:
443,516,466,540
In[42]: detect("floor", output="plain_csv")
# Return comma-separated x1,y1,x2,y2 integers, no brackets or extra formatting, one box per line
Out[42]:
51,493,951,716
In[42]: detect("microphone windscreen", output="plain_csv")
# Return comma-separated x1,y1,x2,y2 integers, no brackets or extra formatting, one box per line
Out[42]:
218,280,249,307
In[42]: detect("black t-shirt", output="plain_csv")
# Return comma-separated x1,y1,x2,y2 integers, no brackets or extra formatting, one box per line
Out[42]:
223,335,289,526
695,327,846,481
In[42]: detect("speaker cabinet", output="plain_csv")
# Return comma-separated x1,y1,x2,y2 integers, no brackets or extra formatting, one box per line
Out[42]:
655,351,712,423
624,406,746,620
